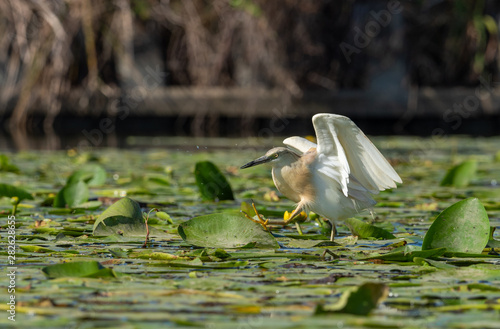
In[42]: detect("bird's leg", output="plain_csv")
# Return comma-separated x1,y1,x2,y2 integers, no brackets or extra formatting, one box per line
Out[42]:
330,222,337,241
242,202,269,231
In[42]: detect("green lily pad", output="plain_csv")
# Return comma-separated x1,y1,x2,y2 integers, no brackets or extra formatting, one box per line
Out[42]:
20,245,55,253
0,183,33,201
287,239,339,248
194,161,234,201
67,164,107,186
240,201,257,217
130,251,184,260
156,211,174,224
53,180,89,208
422,198,490,253
345,218,396,240
364,247,447,262
93,197,146,237
178,212,279,249
42,261,116,278
316,282,389,315
0,154,20,173
145,174,170,186
487,239,500,248
440,160,477,187
72,200,103,210
413,257,456,269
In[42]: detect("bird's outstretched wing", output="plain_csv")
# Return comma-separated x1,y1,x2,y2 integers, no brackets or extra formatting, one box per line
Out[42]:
283,136,317,155
312,113,402,196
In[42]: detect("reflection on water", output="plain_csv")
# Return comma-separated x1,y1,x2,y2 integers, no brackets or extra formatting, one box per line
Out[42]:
1,116,291,151
2,115,499,152
2,113,498,151
0,131,283,153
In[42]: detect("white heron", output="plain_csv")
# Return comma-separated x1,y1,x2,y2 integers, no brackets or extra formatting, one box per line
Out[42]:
240,113,402,240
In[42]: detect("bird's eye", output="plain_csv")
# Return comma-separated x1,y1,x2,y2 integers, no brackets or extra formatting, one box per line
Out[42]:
274,153,279,158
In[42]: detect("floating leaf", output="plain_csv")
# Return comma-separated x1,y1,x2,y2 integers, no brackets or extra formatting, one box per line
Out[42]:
364,247,447,262
443,251,498,258
151,258,249,269
413,257,456,269
72,200,102,210
287,239,338,248
93,197,145,237
108,248,129,258
440,160,477,187
0,154,19,173
130,251,184,260
20,245,56,253
240,201,257,218
156,211,173,224
212,248,231,259
85,268,117,278
145,174,170,186
487,235,500,249
345,218,396,239
178,212,279,249
194,161,234,201
53,180,89,208
0,183,33,201
422,198,490,254
42,261,116,278
316,282,389,315
67,164,107,186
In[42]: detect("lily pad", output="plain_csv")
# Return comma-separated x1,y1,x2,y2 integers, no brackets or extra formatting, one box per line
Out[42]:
67,164,107,186
42,261,116,278
344,218,396,239
53,180,89,208
194,161,234,201
422,198,490,253
156,211,174,224
0,154,20,173
316,282,389,315
93,197,146,237
287,239,339,248
5,137,500,328
178,212,279,249
72,200,102,210
130,251,184,260
440,160,477,187
364,247,447,262
0,183,33,201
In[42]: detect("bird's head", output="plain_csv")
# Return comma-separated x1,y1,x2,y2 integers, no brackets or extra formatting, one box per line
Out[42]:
240,147,299,169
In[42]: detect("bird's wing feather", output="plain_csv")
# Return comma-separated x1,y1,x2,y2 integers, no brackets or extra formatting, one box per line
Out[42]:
284,136,350,197
312,113,402,195
283,136,317,155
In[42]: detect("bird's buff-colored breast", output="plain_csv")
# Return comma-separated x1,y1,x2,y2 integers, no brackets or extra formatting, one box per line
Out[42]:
271,148,317,205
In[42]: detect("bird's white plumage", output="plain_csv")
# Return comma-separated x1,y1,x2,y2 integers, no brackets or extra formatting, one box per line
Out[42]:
285,114,401,196
242,113,402,239
312,114,401,194
282,114,402,220
282,136,316,155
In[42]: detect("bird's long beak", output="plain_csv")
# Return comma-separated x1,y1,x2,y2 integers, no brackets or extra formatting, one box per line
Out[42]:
240,155,273,169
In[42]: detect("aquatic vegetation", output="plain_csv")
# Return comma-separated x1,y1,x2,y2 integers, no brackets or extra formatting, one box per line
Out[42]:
0,136,499,328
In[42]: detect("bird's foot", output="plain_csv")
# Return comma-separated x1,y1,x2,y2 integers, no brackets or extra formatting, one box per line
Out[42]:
283,208,307,225
242,202,269,231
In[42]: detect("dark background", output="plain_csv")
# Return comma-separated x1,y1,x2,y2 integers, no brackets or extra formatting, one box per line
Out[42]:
1,0,500,149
